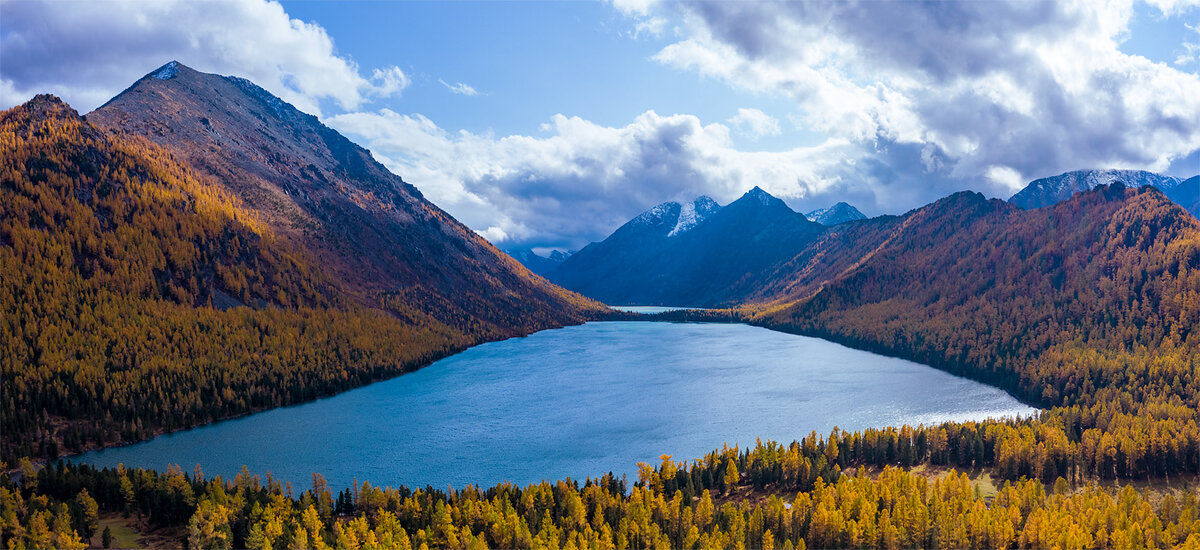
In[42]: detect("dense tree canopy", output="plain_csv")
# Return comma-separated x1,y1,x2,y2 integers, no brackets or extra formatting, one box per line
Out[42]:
0,96,603,462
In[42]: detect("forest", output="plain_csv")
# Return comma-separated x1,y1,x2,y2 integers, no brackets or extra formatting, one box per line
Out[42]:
3,433,1200,550
0,96,602,462
4,92,1200,547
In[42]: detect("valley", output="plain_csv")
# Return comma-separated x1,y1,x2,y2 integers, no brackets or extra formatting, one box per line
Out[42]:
2,55,1199,550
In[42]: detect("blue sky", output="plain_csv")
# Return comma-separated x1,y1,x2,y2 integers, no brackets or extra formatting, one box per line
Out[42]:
2,0,1199,251
277,0,813,151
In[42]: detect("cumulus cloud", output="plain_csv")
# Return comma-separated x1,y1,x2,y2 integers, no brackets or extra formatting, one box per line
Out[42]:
642,0,1200,193
330,109,888,249
0,0,405,115
439,79,483,96
728,108,782,139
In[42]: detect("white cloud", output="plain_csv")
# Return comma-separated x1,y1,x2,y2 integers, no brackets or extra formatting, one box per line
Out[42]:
371,67,411,97
1177,23,1200,66
328,108,873,248
1143,0,1200,16
632,16,668,39
0,0,403,115
727,108,781,139
985,166,1026,192
439,79,483,96
643,0,1200,187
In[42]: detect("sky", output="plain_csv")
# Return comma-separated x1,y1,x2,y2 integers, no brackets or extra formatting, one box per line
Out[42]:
2,0,1199,252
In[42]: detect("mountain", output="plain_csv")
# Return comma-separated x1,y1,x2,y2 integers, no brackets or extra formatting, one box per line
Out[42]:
2,63,607,460
1162,175,1199,216
506,248,571,276
760,183,1200,411
550,188,823,306
1008,169,1194,214
805,202,867,225
87,61,602,332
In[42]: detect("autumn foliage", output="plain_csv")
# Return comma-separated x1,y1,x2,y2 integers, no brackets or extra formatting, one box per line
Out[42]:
0,96,601,462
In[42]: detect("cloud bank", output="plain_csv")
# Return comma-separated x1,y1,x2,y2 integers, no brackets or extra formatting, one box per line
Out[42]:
329,109,867,249
647,0,1200,192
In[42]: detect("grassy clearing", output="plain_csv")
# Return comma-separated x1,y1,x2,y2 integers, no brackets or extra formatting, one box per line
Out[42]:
90,515,140,549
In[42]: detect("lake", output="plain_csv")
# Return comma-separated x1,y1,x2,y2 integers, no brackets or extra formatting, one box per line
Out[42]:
73,321,1036,491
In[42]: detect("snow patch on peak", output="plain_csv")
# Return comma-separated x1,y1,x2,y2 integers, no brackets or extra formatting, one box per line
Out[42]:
151,61,179,80
633,202,679,226
805,202,867,226
1010,169,1182,209
668,196,722,237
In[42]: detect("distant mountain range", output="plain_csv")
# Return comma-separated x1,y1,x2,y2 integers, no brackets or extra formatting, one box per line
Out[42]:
805,202,867,225
1010,169,1198,217
552,168,1198,308
506,248,572,276
549,188,823,306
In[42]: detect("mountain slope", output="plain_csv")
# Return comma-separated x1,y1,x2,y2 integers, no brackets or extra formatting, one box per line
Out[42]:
88,61,603,335
2,95,443,459
1163,175,1199,216
760,184,1200,410
2,64,607,461
1008,168,1190,213
805,202,867,225
550,188,823,306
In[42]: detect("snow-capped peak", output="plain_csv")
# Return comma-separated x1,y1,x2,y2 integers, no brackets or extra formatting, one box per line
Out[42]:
151,61,180,80
632,201,679,225
1010,169,1182,209
668,196,721,237
805,202,867,226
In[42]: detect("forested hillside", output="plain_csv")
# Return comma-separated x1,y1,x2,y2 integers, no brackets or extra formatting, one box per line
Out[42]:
702,184,1200,482
0,94,605,462
88,62,604,332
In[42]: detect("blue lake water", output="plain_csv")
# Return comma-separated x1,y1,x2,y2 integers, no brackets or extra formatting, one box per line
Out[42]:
73,322,1035,491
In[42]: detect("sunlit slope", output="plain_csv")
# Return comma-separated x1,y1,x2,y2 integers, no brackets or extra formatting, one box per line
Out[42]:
0,90,604,462
759,185,1200,412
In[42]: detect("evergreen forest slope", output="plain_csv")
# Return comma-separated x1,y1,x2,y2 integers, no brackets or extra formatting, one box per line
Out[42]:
0,92,605,462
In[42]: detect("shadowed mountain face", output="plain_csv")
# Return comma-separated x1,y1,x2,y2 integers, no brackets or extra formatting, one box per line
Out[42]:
88,61,604,334
549,188,823,306
1009,169,1197,217
1163,176,1199,217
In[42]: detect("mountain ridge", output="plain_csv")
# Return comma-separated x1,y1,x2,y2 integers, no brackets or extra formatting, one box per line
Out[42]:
549,187,823,306
805,202,868,225
2,63,609,461
87,61,605,333
1009,168,1196,217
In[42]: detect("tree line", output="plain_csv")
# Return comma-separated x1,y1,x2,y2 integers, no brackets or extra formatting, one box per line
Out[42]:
4,450,1199,550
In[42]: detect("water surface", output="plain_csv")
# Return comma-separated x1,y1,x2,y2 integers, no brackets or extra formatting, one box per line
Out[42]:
75,322,1035,490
